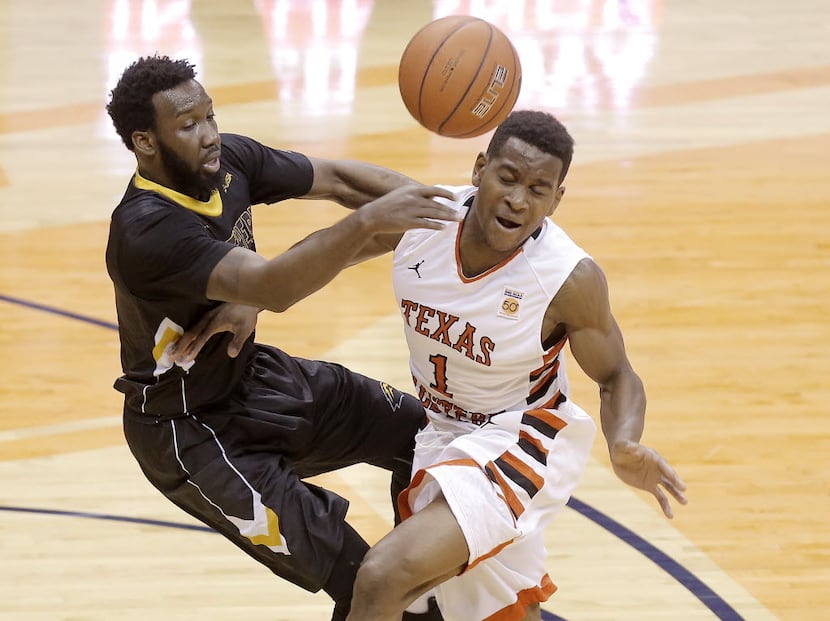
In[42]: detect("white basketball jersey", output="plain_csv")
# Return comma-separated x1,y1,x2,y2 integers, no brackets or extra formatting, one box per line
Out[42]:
392,185,590,423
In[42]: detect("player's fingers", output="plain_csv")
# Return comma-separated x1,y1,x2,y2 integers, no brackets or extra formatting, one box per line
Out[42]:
188,322,222,353
415,218,453,231
412,196,460,213
653,487,673,519
661,476,689,505
171,309,217,353
418,203,462,221
169,331,197,358
659,460,687,492
168,336,187,356
420,185,457,201
179,321,224,361
226,328,250,358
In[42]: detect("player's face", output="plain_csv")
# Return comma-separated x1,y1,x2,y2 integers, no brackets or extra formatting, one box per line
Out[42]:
151,79,222,198
468,136,565,255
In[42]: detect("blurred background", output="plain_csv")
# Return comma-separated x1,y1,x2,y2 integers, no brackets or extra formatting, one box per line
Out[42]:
1,1,828,619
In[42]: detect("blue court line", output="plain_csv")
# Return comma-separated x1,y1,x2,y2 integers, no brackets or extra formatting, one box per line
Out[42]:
565,497,744,620
0,504,571,620
0,293,745,620
0,505,213,532
0,504,741,621
0,293,119,330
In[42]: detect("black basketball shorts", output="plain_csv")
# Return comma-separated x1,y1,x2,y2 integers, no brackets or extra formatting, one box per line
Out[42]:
123,344,427,592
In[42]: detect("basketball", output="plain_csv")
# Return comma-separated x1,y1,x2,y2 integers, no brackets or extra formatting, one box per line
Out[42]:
398,15,522,138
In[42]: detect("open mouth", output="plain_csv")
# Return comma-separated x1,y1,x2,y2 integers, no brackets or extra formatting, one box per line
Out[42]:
496,216,521,230
202,155,221,174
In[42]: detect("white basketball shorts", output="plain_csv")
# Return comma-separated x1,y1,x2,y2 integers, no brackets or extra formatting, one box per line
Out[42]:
399,401,596,621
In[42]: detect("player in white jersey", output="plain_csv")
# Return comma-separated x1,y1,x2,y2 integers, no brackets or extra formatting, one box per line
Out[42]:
344,111,688,621
391,182,598,620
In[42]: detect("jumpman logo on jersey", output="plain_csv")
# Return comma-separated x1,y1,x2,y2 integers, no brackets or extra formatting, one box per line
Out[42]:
408,260,425,278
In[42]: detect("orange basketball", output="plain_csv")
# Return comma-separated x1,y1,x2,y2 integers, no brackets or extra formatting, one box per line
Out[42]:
398,15,522,138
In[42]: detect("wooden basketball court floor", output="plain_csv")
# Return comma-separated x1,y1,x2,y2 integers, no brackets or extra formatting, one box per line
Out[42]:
0,1,828,619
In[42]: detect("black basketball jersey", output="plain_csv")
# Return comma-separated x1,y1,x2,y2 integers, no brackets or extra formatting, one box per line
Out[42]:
106,133,314,418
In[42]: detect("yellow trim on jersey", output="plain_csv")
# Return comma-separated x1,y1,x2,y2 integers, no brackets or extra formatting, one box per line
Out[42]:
133,169,223,217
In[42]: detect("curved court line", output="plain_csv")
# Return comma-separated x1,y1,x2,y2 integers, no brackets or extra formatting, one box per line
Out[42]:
0,293,744,620
0,502,740,620
0,504,567,618
0,505,212,532
0,293,118,330
567,497,744,620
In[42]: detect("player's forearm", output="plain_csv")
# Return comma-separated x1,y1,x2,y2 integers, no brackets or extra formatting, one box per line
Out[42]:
327,161,418,209
208,214,370,312
259,217,372,311
598,370,646,451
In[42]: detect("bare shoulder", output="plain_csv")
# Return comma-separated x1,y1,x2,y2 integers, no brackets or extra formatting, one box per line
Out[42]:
547,258,612,331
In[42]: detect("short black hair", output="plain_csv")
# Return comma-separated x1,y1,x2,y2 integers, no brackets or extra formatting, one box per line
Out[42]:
487,110,574,183
106,55,196,150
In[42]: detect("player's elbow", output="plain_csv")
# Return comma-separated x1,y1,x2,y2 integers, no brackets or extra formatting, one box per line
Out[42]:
598,364,643,397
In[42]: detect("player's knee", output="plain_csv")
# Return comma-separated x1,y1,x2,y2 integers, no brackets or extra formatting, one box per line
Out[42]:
351,550,399,616
352,553,383,597
356,544,400,589
353,542,419,607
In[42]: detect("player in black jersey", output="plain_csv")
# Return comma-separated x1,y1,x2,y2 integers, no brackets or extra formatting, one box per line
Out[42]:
105,55,456,621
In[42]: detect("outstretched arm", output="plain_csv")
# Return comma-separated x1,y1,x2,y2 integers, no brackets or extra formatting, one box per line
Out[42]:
303,158,421,209
171,185,456,364
552,259,688,518
206,184,457,311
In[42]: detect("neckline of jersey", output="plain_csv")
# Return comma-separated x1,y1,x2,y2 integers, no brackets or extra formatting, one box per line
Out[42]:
133,169,223,217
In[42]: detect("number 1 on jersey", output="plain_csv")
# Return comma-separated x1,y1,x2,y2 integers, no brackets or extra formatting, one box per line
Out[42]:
428,353,453,398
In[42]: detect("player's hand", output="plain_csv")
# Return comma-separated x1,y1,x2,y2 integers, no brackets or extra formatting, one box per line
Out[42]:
169,303,259,364
356,184,461,234
609,440,688,519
